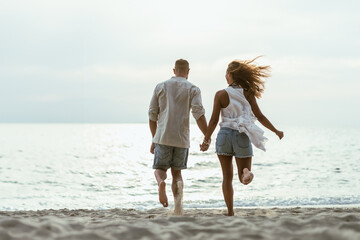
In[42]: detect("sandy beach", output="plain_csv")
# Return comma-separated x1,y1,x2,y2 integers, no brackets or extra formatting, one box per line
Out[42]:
0,207,359,240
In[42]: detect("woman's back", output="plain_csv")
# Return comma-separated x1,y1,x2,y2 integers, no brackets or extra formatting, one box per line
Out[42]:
217,85,267,151
219,86,254,130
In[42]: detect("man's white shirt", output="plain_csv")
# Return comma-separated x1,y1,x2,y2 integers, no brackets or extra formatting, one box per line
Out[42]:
148,76,205,148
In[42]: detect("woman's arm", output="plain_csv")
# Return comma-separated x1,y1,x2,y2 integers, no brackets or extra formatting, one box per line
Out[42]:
200,90,228,151
245,92,284,139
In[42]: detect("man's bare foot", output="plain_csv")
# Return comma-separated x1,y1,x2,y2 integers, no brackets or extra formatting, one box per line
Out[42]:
158,181,168,207
174,181,183,215
241,168,254,185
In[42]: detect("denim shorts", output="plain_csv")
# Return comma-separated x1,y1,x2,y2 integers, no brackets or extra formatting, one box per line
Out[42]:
153,144,189,170
216,127,253,158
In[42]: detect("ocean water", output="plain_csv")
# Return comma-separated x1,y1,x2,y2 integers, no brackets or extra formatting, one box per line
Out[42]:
0,124,359,211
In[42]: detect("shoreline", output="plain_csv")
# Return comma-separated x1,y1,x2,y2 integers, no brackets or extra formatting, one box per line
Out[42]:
1,206,359,240
2,203,360,212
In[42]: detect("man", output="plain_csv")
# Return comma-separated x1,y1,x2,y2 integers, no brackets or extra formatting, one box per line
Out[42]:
148,59,207,214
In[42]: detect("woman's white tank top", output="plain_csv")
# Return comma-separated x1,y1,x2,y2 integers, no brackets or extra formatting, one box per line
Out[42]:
219,86,268,151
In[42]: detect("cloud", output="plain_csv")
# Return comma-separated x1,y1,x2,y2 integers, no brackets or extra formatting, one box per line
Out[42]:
1,1,360,125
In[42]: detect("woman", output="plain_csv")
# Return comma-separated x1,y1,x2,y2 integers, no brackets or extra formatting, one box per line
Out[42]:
200,57,284,216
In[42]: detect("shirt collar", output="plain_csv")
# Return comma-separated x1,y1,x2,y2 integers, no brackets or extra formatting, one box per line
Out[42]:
171,76,187,81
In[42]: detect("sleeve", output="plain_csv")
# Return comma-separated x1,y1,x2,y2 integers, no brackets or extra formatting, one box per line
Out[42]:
190,87,205,120
148,85,160,121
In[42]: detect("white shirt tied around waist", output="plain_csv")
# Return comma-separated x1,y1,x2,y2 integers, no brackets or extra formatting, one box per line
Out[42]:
219,86,268,151
148,77,205,148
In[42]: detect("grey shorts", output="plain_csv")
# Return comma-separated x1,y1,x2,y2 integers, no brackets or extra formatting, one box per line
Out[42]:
216,127,253,158
152,144,189,170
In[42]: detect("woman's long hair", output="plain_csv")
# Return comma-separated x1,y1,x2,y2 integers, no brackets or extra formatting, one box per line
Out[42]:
227,56,271,98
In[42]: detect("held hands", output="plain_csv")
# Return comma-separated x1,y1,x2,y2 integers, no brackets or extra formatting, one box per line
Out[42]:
276,130,284,140
200,142,209,151
200,138,211,152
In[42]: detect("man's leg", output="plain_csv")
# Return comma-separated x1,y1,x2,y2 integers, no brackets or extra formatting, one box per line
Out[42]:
170,146,188,215
171,168,183,215
153,144,173,208
154,169,168,207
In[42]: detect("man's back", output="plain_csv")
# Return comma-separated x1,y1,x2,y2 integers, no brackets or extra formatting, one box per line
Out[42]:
149,76,204,148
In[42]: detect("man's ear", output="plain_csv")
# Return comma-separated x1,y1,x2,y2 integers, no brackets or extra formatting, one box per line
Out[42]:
187,69,190,74
173,68,176,75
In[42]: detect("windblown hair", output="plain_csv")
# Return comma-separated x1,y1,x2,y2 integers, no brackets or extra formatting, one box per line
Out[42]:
175,59,189,74
227,56,271,98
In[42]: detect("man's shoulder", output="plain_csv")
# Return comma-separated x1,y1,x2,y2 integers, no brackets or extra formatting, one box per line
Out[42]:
187,81,201,94
154,80,167,91
186,80,198,87
156,78,174,87
152,78,174,95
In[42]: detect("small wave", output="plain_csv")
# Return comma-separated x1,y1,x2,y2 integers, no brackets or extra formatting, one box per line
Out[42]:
192,161,219,168
189,152,215,156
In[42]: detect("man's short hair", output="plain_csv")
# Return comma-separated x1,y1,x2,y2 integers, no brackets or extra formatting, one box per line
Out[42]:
175,59,189,74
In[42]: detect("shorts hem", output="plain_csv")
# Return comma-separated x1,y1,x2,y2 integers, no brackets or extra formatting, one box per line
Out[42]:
216,152,234,156
171,166,187,170
216,152,253,158
234,154,254,158
153,165,187,170
152,165,170,170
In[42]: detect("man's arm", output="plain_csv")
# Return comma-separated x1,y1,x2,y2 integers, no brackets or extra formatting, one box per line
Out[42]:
196,115,207,136
149,120,157,154
190,87,207,135
149,86,160,154
149,120,157,138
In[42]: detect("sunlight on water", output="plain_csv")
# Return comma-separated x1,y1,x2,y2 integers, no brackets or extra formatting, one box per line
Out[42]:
0,124,359,211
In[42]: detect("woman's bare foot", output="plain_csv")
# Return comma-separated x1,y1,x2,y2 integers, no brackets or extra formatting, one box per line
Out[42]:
227,210,234,216
158,181,168,207
241,168,254,185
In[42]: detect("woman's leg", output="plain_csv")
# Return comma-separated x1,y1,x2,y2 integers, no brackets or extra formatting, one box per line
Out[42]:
235,157,254,185
218,155,234,216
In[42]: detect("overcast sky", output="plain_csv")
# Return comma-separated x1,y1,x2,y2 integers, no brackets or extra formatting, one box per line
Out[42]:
1,0,359,126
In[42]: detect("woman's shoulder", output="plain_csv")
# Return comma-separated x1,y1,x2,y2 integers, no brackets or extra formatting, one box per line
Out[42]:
215,89,228,98
215,89,230,108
